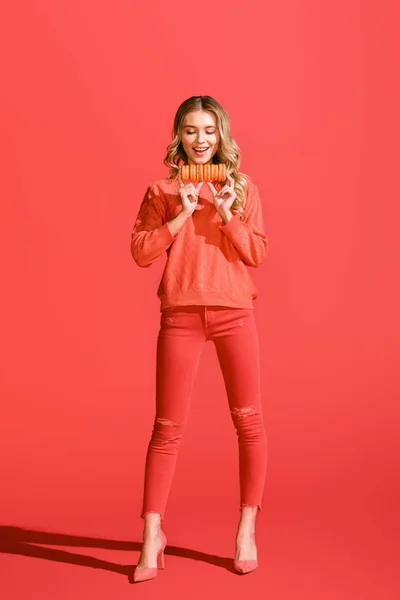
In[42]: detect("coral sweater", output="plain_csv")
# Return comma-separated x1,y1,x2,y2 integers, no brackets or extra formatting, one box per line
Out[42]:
130,174,268,311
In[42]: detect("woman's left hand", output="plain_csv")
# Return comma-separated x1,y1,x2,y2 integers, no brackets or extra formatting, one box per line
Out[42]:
207,172,237,223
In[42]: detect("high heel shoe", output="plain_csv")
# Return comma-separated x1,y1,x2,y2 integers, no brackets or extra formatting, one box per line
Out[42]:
133,530,167,583
233,533,258,574
233,558,258,574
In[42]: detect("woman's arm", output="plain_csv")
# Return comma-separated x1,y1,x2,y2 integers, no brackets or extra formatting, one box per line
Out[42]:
130,183,188,267
219,178,268,267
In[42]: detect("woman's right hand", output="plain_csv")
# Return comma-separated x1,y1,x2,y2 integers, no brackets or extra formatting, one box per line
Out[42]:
178,169,203,216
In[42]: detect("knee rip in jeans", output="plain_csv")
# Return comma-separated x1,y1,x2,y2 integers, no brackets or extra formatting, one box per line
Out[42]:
230,406,257,417
155,417,181,444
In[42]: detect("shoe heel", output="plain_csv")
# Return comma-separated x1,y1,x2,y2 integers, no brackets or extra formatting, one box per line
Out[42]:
158,550,165,570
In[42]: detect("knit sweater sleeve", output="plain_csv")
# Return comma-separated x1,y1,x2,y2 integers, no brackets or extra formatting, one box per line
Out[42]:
130,183,177,267
219,177,268,267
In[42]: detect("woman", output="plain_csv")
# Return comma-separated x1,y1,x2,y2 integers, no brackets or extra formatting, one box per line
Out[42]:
130,95,268,582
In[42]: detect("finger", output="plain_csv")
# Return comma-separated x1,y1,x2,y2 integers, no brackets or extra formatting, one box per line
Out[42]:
188,190,198,203
188,183,198,201
207,181,217,195
216,185,230,197
180,190,189,204
178,183,189,195
226,172,234,186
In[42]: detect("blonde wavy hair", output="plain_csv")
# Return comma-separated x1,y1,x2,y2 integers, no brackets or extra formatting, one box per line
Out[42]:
163,96,248,219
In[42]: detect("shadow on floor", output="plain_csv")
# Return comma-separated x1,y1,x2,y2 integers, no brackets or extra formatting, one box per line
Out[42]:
0,525,235,580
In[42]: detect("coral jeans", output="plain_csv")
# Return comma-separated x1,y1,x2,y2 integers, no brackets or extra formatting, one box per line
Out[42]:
141,305,268,521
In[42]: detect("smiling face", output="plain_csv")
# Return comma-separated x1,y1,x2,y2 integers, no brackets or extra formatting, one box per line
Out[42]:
181,110,220,166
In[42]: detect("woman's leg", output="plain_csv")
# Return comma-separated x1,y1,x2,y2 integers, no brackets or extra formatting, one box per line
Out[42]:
136,307,206,569
210,307,268,561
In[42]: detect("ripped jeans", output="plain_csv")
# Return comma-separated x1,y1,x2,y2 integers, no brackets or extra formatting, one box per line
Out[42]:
141,306,268,521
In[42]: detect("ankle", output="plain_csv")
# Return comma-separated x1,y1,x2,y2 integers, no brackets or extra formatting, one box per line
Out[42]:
238,518,256,530
143,513,162,537
238,507,257,531
237,520,256,536
237,527,256,538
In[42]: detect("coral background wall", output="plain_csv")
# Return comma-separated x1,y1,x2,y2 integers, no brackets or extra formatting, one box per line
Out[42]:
0,1,399,598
